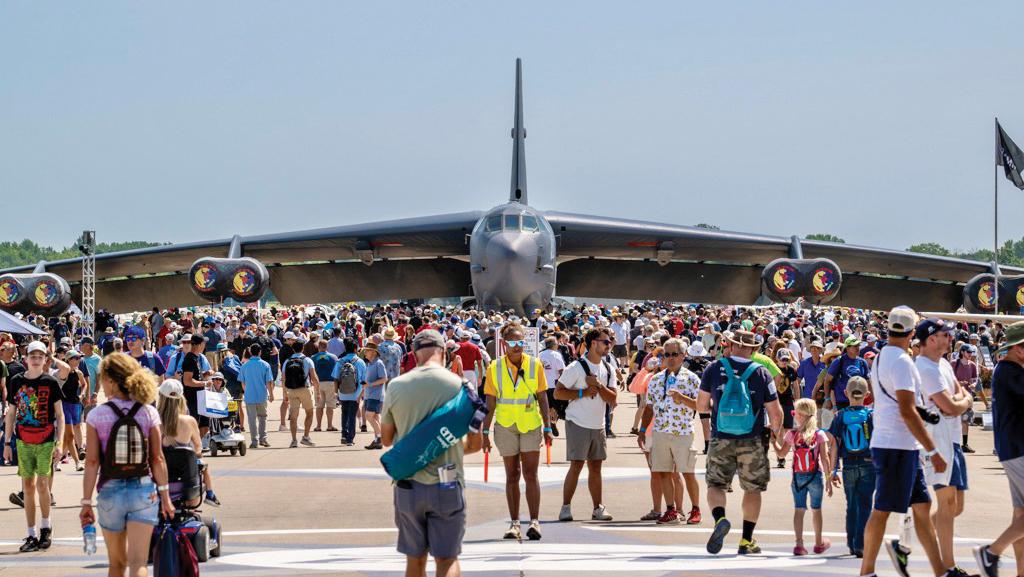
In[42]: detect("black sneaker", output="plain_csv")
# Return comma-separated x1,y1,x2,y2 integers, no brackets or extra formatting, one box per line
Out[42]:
973,544,999,577
38,528,52,550
962,445,976,454
885,539,912,577
19,536,39,552
706,517,731,554
50,493,55,507
360,424,367,432
9,491,24,508
777,458,786,469
946,566,979,577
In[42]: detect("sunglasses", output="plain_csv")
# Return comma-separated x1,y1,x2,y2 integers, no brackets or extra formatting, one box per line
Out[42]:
663,352,683,358
594,339,612,345
506,340,527,348
125,337,141,343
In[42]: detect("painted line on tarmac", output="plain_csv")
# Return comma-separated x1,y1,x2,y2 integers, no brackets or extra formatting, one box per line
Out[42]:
0,527,397,547
584,525,990,544
214,542,830,573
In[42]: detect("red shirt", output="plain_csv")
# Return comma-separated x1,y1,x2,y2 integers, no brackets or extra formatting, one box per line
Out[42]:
455,342,483,372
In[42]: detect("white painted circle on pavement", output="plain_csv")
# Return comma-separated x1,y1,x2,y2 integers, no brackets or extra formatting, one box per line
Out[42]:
216,542,828,572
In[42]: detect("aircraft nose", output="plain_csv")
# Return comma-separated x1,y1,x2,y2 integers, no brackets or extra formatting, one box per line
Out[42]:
488,233,519,261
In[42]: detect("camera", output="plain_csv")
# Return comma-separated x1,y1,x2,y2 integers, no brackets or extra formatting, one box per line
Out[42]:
916,406,941,425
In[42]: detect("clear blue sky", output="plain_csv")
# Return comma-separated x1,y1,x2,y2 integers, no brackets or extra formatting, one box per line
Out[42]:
2,2,1022,254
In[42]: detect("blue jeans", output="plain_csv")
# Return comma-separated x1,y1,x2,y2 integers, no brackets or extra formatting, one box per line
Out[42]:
842,457,875,552
96,478,159,532
340,400,359,442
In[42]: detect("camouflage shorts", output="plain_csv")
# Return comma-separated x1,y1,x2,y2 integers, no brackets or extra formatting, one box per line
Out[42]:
706,437,770,492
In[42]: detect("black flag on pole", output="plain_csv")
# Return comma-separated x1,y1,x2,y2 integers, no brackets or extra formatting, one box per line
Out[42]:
997,120,1024,190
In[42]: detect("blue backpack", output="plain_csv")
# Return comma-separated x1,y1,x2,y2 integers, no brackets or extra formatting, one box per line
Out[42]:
840,406,872,455
716,358,759,435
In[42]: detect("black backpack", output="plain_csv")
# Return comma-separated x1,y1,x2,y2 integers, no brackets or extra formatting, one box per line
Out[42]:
101,402,150,479
283,356,308,390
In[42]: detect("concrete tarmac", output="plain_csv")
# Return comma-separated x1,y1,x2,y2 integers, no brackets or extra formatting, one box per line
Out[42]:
0,393,1017,576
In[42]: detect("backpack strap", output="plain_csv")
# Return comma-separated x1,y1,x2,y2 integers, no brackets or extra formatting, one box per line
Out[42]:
738,362,759,383
601,360,614,387
126,402,143,419
105,401,127,418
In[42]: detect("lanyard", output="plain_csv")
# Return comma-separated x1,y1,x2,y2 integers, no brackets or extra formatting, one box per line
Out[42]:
506,360,524,392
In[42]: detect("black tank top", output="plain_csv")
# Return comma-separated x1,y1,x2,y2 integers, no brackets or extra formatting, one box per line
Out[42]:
61,371,82,404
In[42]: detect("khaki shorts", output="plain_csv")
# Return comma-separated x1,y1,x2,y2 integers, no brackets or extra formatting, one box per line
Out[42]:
316,382,338,409
565,420,606,462
650,431,698,473
706,437,771,492
286,387,314,415
493,424,542,457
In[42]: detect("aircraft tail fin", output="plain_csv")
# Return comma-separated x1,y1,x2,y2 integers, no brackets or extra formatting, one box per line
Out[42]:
510,58,527,204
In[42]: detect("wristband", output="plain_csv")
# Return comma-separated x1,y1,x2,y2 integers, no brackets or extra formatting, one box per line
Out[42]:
543,427,552,433
639,427,646,433
578,389,583,399
481,429,490,435
80,499,95,506
922,448,938,458
157,484,170,492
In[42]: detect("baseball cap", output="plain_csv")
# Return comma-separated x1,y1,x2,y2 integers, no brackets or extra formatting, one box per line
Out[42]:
843,336,862,348
79,336,95,345
215,342,228,351
914,318,952,342
887,306,918,335
159,379,184,399
66,349,83,359
846,377,869,398
412,329,445,352
26,341,48,355
284,331,297,340
210,372,225,381
960,344,977,354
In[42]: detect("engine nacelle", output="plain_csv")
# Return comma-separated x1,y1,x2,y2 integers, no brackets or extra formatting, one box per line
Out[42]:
761,258,842,305
963,273,1024,314
188,257,269,303
0,273,72,316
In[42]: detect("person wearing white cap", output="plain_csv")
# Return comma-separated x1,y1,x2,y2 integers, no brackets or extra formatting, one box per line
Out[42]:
859,306,949,577
156,379,220,506
3,340,65,552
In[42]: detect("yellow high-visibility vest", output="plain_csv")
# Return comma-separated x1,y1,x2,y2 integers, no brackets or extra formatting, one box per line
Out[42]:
491,354,543,433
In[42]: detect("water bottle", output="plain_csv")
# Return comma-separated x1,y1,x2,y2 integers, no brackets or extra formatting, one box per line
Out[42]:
83,524,97,555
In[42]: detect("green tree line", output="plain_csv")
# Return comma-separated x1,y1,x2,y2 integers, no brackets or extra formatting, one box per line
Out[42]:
0,239,164,269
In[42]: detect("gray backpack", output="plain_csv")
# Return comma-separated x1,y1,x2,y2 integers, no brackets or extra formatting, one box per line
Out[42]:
337,361,358,395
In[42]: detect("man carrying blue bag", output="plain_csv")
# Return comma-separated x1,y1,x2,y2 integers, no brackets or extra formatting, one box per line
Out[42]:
381,330,484,577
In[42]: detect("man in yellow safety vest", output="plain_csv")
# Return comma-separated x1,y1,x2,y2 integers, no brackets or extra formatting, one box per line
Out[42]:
481,323,554,541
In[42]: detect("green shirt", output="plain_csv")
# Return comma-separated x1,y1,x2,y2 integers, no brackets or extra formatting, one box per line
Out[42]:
381,365,465,486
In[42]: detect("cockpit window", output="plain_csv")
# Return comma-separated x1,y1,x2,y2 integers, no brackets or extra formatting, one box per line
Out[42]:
521,215,538,231
486,214,502,231
504,214,520,231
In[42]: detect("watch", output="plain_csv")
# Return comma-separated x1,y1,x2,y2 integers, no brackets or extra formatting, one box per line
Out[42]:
923,448,938,458
80,498,95,506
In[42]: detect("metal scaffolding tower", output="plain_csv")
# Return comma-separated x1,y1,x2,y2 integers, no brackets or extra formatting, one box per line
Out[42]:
80,230,96,338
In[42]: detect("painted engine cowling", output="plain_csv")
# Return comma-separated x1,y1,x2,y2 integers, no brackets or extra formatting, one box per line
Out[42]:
761,258,842,304
0,273,72,315
188,257,269,303
963,273,1024,314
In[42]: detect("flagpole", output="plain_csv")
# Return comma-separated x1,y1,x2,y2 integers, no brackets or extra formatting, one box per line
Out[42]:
995,117,1000,314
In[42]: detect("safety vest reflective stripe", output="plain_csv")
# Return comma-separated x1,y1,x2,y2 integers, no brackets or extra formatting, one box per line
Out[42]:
496,398,532,405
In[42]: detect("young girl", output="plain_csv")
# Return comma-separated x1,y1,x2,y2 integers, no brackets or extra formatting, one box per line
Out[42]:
778,397,833,555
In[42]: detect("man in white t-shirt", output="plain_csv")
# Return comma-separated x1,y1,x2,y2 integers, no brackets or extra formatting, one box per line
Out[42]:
539,337,567,437
610,314,631,368
860,307,949,577
914,319,974,576
554,328,618,523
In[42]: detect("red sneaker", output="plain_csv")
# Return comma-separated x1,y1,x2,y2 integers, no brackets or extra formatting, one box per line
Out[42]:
686,507,702,525
656,509,681,525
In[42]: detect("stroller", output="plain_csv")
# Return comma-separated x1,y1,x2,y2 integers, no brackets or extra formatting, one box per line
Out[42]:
151,445,223,562
206,390,247,458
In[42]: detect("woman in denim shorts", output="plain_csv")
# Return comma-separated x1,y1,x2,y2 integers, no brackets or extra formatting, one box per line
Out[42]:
80,353,175,576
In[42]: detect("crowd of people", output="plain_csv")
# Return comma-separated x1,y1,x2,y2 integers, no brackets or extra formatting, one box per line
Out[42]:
1,300,1022,577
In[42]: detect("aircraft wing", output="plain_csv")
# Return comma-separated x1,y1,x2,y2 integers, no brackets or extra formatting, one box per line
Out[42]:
546,211,1020,311
2,212,482,313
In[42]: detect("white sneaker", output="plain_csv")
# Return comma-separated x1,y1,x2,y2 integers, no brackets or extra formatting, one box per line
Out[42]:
592,505,613,521
289,439,298,448
300,436,315,447
558,504,573,522
278,424,287,432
